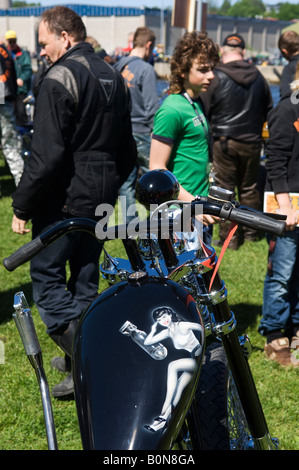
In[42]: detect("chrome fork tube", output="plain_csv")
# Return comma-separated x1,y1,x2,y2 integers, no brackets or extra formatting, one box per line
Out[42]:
13,292,58,450
200,267,276,446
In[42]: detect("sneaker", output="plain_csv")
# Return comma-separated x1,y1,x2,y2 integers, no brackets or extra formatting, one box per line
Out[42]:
264,337,299,367
290,333,299,350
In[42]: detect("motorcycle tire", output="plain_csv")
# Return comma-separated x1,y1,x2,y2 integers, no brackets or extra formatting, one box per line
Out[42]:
195,341,254,450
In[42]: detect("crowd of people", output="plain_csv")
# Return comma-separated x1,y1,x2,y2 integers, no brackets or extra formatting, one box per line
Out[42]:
0,30,30,196
1,6,299,398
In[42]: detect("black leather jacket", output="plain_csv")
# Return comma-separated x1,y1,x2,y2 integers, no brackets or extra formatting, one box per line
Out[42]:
201,60,273,143
265,93,299,194
13,42,137,220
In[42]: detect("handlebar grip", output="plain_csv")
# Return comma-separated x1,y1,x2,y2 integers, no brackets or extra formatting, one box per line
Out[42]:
222,206,286,236
3,237,45,272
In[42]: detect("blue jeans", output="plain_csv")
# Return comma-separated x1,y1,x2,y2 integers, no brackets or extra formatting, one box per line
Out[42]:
259,229,299,336
134,132,152,175
119,132,152,223
119,165,138,223
30,215,103,334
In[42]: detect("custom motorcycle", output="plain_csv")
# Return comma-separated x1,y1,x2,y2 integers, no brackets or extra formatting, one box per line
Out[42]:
3,170,285,451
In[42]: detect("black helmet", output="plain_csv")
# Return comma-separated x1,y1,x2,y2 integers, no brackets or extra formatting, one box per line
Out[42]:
136,169,180,210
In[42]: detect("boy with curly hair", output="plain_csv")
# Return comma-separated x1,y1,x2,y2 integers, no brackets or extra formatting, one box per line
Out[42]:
149,31,219,241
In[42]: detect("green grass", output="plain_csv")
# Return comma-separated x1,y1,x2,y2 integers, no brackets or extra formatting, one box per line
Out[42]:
0,156,298,450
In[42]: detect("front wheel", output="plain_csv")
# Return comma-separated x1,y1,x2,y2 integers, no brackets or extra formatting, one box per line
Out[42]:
195,342,255,450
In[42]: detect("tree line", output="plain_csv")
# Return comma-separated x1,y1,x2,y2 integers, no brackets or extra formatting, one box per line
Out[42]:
9,1,299,23
208,0,299,21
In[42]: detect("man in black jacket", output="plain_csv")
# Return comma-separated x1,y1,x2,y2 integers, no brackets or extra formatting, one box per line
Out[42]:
201,33,272,249
11,6,137,396
258,65,299,366
278,30,299,97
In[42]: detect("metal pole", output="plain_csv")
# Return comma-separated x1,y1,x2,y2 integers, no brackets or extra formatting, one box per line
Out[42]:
196,0,203,31
13,292,58,450
160,0,164,46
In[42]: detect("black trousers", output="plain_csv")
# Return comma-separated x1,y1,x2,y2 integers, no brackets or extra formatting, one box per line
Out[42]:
14,94,29,127
30,215,103,334
213,138,262,241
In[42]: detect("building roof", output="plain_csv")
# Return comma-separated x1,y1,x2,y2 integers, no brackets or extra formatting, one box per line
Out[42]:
0,4,171,17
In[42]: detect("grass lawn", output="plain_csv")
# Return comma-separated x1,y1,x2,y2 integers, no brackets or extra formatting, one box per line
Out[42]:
0,156,298,450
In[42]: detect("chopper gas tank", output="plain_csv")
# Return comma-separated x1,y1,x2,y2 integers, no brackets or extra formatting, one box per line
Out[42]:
73,275,205,450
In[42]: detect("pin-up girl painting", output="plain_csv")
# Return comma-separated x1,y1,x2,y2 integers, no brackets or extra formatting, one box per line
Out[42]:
120,306,203,433
144,306,203,432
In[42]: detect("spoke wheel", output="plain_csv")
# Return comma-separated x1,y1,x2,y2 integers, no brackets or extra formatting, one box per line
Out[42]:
195,342,255,450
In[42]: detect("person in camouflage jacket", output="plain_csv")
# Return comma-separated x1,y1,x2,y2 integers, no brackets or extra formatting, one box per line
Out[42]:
0,41,24,191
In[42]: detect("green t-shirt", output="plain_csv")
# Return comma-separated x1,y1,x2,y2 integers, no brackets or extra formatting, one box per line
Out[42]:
152,93,210,197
